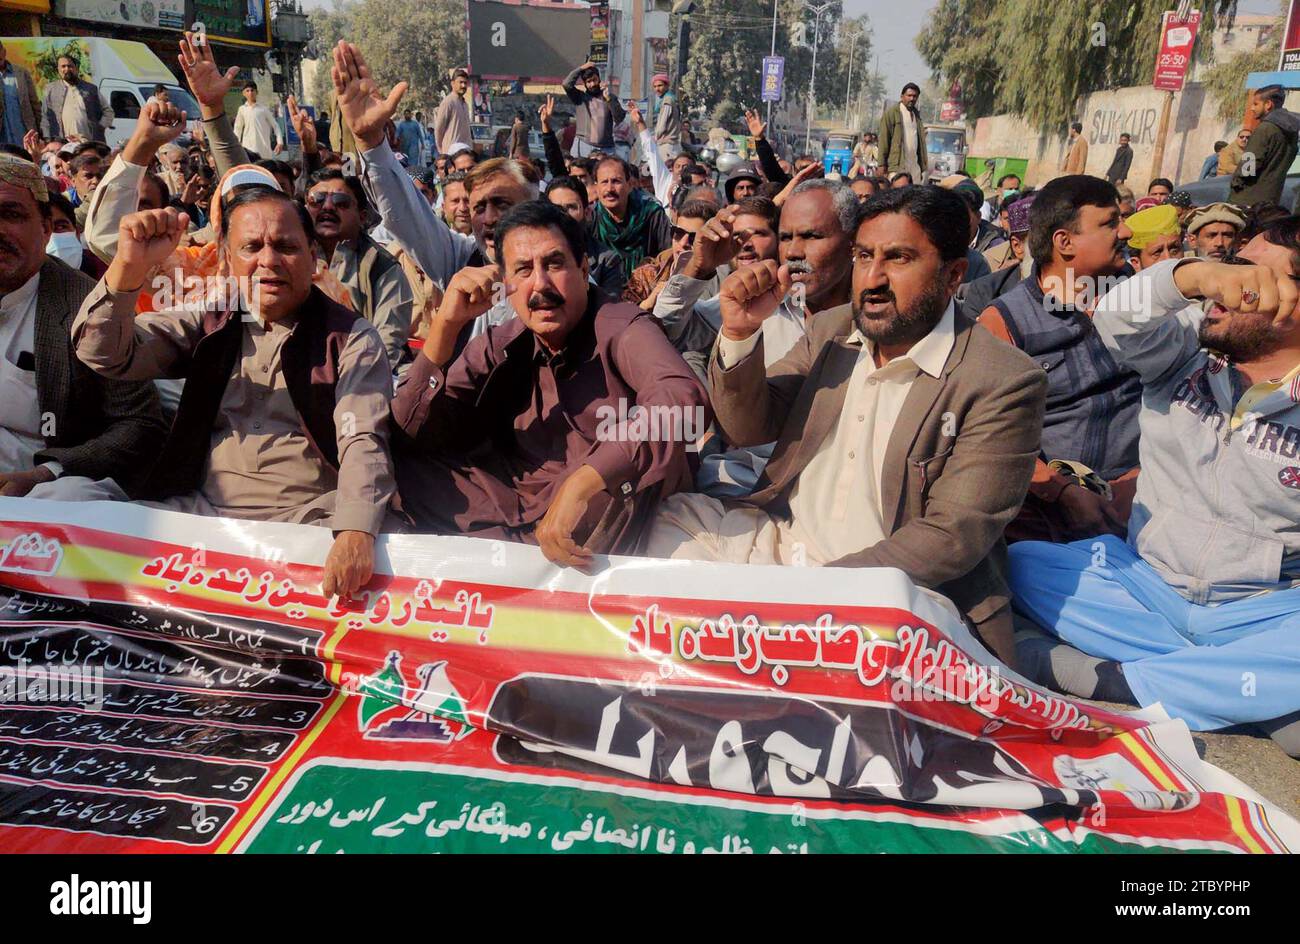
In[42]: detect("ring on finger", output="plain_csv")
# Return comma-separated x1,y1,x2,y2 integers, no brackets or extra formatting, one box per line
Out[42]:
1242,288,1260,305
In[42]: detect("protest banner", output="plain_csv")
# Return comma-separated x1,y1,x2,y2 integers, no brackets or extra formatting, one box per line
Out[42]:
0,499,1292,853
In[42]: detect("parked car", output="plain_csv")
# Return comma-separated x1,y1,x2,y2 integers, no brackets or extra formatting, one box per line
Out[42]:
1177,157,1300,211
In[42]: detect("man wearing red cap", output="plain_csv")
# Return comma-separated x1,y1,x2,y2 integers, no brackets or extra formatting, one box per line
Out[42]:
650,73,680,162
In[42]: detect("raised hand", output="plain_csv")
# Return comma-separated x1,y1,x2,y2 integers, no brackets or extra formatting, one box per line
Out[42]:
687,205,739,278
179,174,205,205
625,98,645,133
1174,259,1300,327
437,265,501,329
331,40,408,151
539,94,555,134
286,94,317,153
718,259,792,341
22,129,41,164
743,108,766,140
126,101,186,164
108,207,190,292
774,159,824,206
178,30,238,115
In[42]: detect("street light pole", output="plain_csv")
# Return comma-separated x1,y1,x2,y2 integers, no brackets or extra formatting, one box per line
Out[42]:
766,0,778,129
802,1,836,153
843,32,856,128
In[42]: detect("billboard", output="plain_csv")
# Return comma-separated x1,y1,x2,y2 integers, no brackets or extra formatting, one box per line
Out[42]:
467,0,593,82
1152,9,1201,92
189,0,273,48
1284,0,1300,71
59,0,186,31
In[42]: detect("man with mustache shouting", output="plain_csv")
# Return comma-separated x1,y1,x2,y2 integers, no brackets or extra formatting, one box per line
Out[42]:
644,186,1048,665
1009,223,1300,756
390,200,709,566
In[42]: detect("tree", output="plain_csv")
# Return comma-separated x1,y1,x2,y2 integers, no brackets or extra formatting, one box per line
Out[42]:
1204,16,1280,121
916,1,1242,129
673,0,869,127
308,0,466,118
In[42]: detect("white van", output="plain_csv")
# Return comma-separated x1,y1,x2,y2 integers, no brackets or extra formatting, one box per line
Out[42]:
2,36,201,149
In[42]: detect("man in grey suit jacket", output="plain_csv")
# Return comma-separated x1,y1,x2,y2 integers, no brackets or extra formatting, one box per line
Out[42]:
0,42,40,147
644,186,1047,664
0,154,164,499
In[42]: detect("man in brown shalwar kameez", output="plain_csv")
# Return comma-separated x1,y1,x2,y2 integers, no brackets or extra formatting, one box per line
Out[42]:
391,200,709,567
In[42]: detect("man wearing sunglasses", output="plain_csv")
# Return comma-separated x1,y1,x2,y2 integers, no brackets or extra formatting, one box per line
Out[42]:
622,200,714,309
1010,219,1300,757
305,168,413,371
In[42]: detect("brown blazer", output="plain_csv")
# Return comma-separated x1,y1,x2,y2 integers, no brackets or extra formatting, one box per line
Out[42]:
710,303,1047,628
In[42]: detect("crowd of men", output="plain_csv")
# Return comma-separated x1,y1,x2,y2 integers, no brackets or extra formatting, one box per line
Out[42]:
1,35,1297,759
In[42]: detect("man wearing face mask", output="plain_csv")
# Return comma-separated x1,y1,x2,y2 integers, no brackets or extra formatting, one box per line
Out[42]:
71,191,397,600
1010,220,1300,756
390,200,708,565
304,168,412,371
0,153,164,500
46,191,105,279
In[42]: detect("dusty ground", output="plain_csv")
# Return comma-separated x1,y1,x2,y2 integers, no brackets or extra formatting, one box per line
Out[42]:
1090,699,1300,821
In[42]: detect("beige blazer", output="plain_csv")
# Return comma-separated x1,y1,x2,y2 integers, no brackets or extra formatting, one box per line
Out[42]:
710,304,1047,628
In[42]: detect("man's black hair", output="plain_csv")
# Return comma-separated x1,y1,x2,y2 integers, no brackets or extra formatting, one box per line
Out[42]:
242,80,258,92
1027,174,1120,263
1148,177,1173,192
675,199,716,223
593,154,629,180
1213,140,1228,153
569,157,594,175
901,82,920,96
153,83,167,95
1119,132,1130,140
1257,84,1286,109
855,185,970,263
1259,213,1300,271
1071,121,1083,133
68,152,101,176
733,194,779,228
258,158,296,183
306,166,369,214
545,174,589,208
996,172,1021,188
47,190,76,225
220,185,315,244
494,199,587,268
0,143,29,161
889,171,913,185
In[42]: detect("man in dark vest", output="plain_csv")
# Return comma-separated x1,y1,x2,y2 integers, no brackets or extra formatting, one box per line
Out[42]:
304,167,412,370
977,174,1142,544
71,189,397,599
40,54,114,144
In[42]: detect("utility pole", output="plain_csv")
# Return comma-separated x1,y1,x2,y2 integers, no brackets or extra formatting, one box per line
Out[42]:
766,0,779,128
803,1,836,153
843,31,857,128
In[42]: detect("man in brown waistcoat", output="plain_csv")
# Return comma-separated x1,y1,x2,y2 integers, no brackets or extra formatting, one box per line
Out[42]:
71,187,396,599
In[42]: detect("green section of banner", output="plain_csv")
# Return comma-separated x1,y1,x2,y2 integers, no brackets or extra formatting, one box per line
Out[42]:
244,763,1183,854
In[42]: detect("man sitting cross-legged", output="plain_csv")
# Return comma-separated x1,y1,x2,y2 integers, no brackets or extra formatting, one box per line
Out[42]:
71,193,397,599
1010,224,1300,756
643,186,1047,663
391,200,708,567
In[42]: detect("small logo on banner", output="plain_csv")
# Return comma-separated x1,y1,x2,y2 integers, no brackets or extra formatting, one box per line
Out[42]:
1280,467,1300,490
357,650,473,742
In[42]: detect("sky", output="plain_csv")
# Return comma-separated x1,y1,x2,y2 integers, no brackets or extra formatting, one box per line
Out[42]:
298,0,1285,94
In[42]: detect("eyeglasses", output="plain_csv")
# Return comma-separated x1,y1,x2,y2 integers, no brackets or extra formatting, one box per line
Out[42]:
670,226,697,245
307,191,355,210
